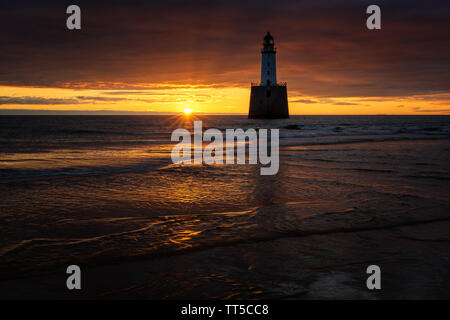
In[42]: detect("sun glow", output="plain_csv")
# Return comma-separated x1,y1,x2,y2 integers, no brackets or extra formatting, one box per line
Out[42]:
1,85,449,115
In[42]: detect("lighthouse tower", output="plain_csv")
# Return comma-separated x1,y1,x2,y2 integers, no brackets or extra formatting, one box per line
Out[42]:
261,32,277,86
249,32,289,119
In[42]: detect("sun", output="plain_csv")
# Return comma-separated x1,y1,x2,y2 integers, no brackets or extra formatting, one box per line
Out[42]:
183,108,192,115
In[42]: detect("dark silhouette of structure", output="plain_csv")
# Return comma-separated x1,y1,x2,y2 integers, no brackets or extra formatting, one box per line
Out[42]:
249,32,289,119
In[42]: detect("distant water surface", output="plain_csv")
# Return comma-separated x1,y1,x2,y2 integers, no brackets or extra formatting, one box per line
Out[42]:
0,115,449,298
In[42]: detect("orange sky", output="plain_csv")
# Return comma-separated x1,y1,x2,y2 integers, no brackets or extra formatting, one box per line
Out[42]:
1,85,449,115
1,1,449,115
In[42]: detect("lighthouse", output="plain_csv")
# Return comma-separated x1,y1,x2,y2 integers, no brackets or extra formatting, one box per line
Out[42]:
248,32,289,119
261,32,277,86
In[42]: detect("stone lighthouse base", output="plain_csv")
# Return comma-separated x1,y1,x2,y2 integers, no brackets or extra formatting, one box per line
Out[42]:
248,84,289,119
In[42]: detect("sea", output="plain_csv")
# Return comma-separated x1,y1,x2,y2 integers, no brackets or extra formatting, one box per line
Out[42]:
0,115,449,299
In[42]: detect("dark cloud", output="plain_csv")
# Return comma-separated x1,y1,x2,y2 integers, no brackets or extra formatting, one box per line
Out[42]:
290,99,317,104
0,94,161,105
413,107,450,113
0,96,79,105
75,96,128,102
0,109,175,115
333,102,359,105
102,91,160,95
0,0,449,97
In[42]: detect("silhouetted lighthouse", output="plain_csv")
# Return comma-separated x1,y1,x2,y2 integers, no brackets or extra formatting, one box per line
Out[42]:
249,32,289,119
261,32,277,86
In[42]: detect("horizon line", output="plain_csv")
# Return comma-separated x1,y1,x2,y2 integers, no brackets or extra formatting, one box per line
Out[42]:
1,109,449,116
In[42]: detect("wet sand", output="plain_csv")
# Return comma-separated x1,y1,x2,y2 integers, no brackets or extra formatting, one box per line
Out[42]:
2,218,449,300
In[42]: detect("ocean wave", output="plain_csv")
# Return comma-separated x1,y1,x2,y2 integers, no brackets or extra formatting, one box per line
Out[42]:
279,131,393,139
30,128,142,136
1,200,448,281
279,135,450,147
0,161,171,180
281,124,450,135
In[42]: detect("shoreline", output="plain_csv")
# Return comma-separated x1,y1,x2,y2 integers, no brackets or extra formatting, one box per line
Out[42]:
1,218,449,299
